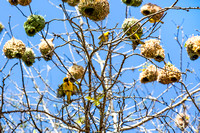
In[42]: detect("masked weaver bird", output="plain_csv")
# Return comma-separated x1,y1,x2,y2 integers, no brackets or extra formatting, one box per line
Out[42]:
57,77,79,103
130,33,145,50
98,31,110,44
149,18,164,24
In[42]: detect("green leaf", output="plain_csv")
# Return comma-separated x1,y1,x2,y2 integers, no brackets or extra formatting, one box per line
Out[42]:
94,100,100,106
184,43,187,47
85,96,94,101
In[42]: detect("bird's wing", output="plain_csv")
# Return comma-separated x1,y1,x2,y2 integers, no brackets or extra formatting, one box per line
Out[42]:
98,34,104,39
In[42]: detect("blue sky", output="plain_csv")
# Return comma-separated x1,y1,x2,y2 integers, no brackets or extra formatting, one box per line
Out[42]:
0,0,200,132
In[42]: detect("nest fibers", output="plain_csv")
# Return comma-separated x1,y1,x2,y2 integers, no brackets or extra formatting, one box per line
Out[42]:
22,48,35,67
18,0,32,6
24,15,45,36
67,64,85,80
139,65,158,83
141,39,165,62
158,63,181,84
78,0,110,21
8,0,18,5
122,17,143,40
140,3,163,23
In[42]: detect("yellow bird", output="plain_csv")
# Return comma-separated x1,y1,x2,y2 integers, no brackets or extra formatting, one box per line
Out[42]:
130,33,145,50
57,77,79,103
62,77,73,103
149,18,164,24
98,31,110,44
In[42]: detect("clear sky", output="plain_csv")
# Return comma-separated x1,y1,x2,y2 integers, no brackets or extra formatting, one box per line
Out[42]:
0,0,200,132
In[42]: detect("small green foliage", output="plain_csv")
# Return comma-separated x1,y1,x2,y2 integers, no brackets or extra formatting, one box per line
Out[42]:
85,94,104,106
24,15,45,36
76,116,85,125
184,43,187,47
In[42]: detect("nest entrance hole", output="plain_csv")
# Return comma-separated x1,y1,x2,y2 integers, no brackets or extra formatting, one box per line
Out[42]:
170,77,177,82
190,55,198,60
15,53,22,58
84,8,95,16
28,29,36,35
25,61,32,66
125,0,131,4
142,10,150,15
141,77,149,83
155,55,163,62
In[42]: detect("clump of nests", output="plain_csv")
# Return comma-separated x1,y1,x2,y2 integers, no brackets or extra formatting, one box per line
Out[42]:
139,63,181,84
78,0,110,21
185,35,200,60
141,39,165,62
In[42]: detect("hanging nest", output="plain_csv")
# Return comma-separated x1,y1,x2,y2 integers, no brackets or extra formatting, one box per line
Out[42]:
62,0,80,6
158,63,181,84
78,0,110,21
121,0,143,7
8,0,18,6
18,0,32,6
139,65,158,83
67,64,84,80
24,15,45,36
175,113,189,131
39,38,54,61
3,37,26,59
122,17,143,40
0,22,4,33
185,35,200,60
22,48,35,67
141,39,165,62
140,3,163,23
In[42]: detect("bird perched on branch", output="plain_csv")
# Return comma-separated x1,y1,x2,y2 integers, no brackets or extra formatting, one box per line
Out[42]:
98,31,110,44
130,33,145,50
57,77,79,103
149,18,164,24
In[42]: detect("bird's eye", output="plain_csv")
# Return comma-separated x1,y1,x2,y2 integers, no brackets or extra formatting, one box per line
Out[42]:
64,78,68,82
